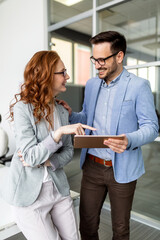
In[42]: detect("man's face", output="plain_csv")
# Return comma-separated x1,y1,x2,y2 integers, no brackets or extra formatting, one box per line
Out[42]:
92,42,120,82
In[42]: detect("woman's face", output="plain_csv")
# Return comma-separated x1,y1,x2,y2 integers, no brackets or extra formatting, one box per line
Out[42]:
52,59,70,97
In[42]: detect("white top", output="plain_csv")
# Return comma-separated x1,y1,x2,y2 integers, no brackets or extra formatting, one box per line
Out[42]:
43,105,62,182
0,127,8,157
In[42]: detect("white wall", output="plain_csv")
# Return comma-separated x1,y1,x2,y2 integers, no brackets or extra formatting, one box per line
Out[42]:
0,0,48,155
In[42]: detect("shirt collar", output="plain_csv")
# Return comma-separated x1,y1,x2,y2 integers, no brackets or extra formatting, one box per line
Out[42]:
102,68,124,88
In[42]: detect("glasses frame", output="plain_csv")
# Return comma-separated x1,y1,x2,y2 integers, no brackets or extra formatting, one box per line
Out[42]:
90,52,119,66
54,69,67,77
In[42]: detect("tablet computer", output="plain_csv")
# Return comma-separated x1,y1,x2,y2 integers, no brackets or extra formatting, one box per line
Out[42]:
74,135,124,148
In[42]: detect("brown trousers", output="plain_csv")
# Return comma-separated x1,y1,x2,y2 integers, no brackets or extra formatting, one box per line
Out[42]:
80,157,137,240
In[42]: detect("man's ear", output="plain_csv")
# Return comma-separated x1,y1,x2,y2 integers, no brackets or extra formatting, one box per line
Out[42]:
117,51,124,64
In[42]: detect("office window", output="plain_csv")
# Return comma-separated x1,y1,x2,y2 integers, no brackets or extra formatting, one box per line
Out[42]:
148,66,156,92
49,16,92,85
98,0,113,6
48,0,92,25
127,57,137,66
74,44,91,85
127,57,156,92
98,0,160,62
50,37,73,83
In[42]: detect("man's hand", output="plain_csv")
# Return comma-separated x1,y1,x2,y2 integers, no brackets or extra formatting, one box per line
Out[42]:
56,99,72,116
103,134,128,153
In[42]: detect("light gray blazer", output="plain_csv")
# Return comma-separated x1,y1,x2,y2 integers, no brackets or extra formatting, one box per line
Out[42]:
4,101,73,207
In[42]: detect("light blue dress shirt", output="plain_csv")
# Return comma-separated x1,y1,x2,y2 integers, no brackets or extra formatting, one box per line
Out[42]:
88,70,123,161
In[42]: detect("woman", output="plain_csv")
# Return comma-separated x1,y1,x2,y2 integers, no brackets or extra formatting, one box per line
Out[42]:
5,51,95,240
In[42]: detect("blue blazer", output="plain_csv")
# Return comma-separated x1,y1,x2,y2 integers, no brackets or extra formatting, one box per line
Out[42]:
70,68,159,183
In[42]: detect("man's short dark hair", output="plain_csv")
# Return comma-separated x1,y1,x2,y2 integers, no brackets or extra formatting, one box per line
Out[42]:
89,31,127,55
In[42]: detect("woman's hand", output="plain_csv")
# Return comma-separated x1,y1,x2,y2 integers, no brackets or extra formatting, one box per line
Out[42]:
18,151,31,167
18,150,50,167
44,159,51,167
53,123,96,143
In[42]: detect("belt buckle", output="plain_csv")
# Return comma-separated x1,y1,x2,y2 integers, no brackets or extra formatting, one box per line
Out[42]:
103,159,106,166
104,160,111,167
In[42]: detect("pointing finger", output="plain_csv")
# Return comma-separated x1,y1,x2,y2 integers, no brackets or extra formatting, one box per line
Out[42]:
81,124,96,131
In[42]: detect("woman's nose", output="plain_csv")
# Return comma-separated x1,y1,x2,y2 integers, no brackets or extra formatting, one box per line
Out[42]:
65,73,70,80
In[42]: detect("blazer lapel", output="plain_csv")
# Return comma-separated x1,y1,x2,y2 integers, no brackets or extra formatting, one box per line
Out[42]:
85,78,102,135
28,103,49,140
30,102,66,141
110,69,131,135
88,78,102,125
37,102,68,144
55,102,67,126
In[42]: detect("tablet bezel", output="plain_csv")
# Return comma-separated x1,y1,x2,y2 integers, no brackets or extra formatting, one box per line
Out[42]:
74,135,124,148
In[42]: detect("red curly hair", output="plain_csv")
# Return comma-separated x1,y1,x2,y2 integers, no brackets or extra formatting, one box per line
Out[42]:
9,50,60,127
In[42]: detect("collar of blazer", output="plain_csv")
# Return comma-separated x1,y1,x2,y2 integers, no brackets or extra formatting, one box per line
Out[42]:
87,68,130,135
110,68,131,135
29,101,68,141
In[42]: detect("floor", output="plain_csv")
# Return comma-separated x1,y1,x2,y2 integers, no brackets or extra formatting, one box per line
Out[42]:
132,142,160,221
5,141,160,240
6,208,160,240
98,209,160,240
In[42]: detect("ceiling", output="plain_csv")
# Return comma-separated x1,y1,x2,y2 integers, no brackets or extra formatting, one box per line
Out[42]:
49,0,160,60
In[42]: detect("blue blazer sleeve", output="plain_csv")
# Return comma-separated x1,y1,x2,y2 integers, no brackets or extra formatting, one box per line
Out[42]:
125,79,159,149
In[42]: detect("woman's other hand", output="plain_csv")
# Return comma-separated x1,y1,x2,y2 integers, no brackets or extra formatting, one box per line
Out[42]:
18,151,31,167
44,159,51,167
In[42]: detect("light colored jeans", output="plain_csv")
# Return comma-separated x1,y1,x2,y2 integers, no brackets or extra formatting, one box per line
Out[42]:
12,181,79,240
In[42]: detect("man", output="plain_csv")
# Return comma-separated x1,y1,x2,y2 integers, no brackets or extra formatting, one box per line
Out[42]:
62,31,159,240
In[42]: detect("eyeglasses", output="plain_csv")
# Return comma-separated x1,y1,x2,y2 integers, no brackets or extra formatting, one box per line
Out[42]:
54,69,67,77
90,52,119,66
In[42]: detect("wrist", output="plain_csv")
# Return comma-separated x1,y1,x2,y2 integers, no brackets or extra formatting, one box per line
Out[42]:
53,128,63,143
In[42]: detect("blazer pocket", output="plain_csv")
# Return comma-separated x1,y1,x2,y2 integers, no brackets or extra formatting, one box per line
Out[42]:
120,100,134,119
